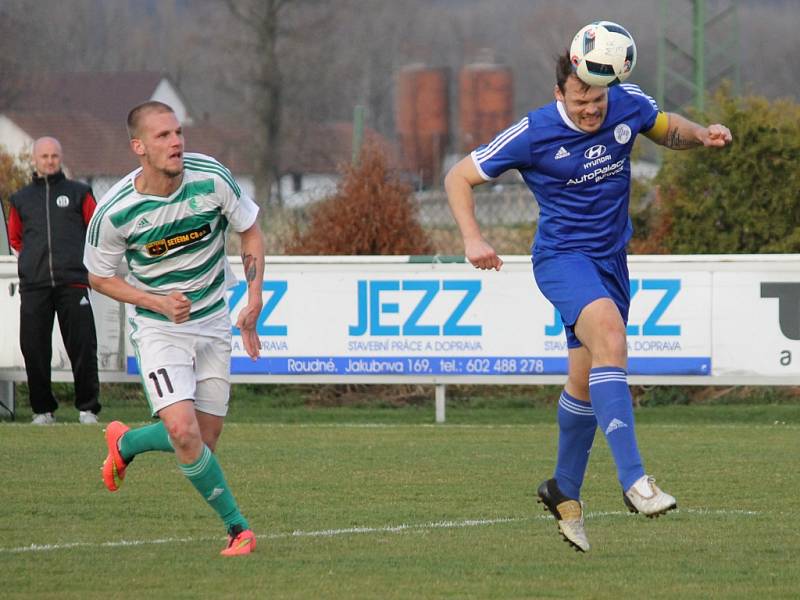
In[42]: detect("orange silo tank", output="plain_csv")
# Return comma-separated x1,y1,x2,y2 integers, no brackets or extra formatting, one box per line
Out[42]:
395,65,449,188
458,62,514,153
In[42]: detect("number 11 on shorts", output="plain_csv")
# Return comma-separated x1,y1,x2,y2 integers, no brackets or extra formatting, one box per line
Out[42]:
147,368,174,398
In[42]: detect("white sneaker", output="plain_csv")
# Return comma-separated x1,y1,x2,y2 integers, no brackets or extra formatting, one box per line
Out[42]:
79,411,99,425
32,412,56,425
624,475,677,518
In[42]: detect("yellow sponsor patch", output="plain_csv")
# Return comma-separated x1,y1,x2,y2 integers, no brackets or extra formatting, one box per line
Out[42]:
145,223,212,257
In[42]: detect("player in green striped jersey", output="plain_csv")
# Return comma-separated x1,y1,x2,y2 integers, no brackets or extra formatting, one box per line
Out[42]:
84,101,263,556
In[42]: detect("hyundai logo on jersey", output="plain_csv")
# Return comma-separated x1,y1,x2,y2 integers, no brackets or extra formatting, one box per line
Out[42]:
584,144,606,159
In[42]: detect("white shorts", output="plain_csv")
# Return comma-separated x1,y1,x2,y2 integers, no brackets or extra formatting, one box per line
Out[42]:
128,311,232,417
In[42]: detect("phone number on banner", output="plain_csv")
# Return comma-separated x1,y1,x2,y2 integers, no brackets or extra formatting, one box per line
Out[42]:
228,356,567,375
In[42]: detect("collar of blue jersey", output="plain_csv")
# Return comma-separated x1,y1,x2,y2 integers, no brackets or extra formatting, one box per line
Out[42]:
556,101,585,133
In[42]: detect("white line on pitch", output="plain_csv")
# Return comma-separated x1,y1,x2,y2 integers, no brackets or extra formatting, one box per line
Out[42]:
0,509,761,554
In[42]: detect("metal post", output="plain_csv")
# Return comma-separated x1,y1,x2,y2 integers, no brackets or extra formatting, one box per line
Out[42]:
694,0,706,113
0,380,15,420
657,0,668,111
352,105,365,165
658,0,737,113
435,384,446,423
732,0,741,95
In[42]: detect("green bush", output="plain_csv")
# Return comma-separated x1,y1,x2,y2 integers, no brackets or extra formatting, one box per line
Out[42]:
652,86,800,253
635,386,692,407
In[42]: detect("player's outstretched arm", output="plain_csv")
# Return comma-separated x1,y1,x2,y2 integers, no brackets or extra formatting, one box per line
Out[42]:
88,273,191,323
235,223,265,360
648,112,733,150
444,157,503,271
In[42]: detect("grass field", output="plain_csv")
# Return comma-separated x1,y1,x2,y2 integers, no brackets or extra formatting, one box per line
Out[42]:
1,394,799,599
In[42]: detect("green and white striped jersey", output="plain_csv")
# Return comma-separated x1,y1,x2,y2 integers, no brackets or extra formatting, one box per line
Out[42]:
84,152,259,323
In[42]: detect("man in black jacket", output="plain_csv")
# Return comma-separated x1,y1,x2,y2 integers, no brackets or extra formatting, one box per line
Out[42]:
8,136,101,424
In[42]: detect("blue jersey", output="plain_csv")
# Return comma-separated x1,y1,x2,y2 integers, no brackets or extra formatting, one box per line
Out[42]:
471,83,659,257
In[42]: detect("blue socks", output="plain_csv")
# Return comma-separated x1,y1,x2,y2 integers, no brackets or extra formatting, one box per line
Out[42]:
589,367,645,491
554,390,597,499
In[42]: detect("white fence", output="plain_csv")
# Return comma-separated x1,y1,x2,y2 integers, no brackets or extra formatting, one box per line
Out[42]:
1,254,798,418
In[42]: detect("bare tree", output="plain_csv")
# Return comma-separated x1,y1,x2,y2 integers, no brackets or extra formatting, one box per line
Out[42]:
217,0,292,206
0,3,29,108
0,0,204,78
2,0,798,186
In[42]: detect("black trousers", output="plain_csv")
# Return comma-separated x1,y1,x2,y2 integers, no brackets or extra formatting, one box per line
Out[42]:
19,285,101,415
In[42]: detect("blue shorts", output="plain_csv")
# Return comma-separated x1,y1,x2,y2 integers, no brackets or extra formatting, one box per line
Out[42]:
533,249,630,349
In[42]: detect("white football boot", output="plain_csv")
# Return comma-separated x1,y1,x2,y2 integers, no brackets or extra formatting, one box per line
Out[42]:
624,475,677,518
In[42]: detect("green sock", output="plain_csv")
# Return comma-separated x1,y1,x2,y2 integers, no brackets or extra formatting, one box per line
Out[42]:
179,445,249,531
118,421,174,462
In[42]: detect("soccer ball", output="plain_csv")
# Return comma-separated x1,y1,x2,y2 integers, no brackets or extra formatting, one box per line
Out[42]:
569,21,637,87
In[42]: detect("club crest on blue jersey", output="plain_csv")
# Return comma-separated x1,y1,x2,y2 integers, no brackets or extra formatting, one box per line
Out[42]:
614,123,632,144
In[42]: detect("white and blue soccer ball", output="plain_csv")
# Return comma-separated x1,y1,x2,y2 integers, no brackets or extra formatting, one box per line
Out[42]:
569,21,637,87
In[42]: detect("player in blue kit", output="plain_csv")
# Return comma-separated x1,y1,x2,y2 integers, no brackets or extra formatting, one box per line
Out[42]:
445,50,732,552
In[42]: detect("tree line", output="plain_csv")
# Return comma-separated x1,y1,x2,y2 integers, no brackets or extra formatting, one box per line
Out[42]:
2,0,798,254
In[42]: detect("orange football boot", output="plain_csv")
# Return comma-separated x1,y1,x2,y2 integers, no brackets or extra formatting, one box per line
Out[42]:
220,526,256,557
102,421,131,492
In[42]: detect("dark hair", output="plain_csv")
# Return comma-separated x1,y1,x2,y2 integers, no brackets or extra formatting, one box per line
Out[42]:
555,49,589,93
126,101,175,139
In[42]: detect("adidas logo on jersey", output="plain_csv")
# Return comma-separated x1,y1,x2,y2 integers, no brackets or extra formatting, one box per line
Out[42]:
605,418,629,435
554,146,570,160
135,217,152,229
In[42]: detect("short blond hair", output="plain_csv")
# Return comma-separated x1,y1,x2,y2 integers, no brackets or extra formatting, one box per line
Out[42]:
126,101,175,139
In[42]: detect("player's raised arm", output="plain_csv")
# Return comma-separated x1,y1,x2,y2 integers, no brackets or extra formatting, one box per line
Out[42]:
644,111,732,150
444,156,504,271
234,222,265,360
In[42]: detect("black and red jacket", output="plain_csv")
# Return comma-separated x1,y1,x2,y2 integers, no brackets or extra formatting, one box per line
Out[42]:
8,170,97,292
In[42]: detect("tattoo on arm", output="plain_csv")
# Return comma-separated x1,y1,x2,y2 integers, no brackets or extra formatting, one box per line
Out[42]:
242,253,257,283
665,127,696,150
